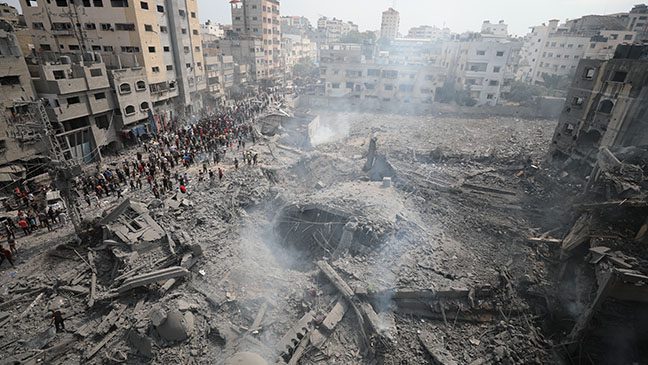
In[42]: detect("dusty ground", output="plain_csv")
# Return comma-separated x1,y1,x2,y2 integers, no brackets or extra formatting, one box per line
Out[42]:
0,110,565,364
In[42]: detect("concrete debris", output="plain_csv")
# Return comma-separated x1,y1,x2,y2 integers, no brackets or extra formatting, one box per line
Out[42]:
116,266,189,293
26,327,57,349
149,306,167,327
99,199,166,244
226,352,268,365
2,103,625,364
418,330,458,365
155,309,194,343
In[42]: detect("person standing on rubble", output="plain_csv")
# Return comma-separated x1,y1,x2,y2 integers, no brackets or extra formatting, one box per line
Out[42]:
4,221,15,240
51,309,65,333
234,158,239,170
39,211,51,232
7,235,17,255
17,217,30,236
0,244,14,268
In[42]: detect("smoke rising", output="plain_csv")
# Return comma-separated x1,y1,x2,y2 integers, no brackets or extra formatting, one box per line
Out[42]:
309,112,351,146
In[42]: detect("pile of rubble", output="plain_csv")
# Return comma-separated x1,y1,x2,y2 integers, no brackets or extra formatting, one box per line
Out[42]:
0,194,212,364
549,146,648,363
0,109,579,364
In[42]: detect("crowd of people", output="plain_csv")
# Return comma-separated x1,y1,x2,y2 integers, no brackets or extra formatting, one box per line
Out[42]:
0,184,69,268
0,91,283,270
77,94,276,206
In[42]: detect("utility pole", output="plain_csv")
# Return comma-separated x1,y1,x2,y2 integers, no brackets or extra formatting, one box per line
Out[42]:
36,100,83,236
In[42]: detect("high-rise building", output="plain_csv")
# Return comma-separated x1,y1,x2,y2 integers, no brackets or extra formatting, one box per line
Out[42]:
380,7,399,40
316,16,358,44
230,0,282,80
20,0,206,122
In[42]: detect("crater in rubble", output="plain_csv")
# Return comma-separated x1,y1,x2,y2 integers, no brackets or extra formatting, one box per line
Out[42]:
272,181,404,267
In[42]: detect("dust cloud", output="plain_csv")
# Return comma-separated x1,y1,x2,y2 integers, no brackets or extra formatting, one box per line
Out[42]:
309,112,351,146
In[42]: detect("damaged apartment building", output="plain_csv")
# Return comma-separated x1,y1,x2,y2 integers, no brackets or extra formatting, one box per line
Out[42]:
551,44,648,169
201,0,283,87
229,0,282,82
0,18,47,182
517,5,647,85
320,20,520,106
320,40,447,103
547,43,648,363
8,0,206,162
440,21,521,106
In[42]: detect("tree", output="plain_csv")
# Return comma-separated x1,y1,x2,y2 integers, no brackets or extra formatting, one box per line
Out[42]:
505,81,546,104
542,74,571,92
434,81,456,103
340,31,376,45
292,59,318,79
435,81,477,106
455,89,478,106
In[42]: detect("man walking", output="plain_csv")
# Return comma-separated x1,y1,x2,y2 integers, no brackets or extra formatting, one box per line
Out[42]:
51,309,65,333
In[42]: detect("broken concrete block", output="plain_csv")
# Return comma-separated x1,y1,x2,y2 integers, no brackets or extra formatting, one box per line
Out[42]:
149,307,167,327
166,198,181,210
26,327,57,349
190,243,203,256
128,330,153,358
418,331,458,365
315,181,326,189
156,309,193,342
147,199,163,210
382,177,392,187
321,299,349,332
184,311,195,332
117,266,189,293
225,352,268,365
176,299,197,311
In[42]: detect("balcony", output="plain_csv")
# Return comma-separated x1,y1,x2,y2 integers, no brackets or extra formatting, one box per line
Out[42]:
89,97,111,115
467,84,484,92
464,70,488,78
34,77,87,95
50,102,91,122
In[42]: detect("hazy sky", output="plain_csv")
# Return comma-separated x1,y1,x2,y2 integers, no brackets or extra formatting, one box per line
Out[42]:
4,0,639,36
